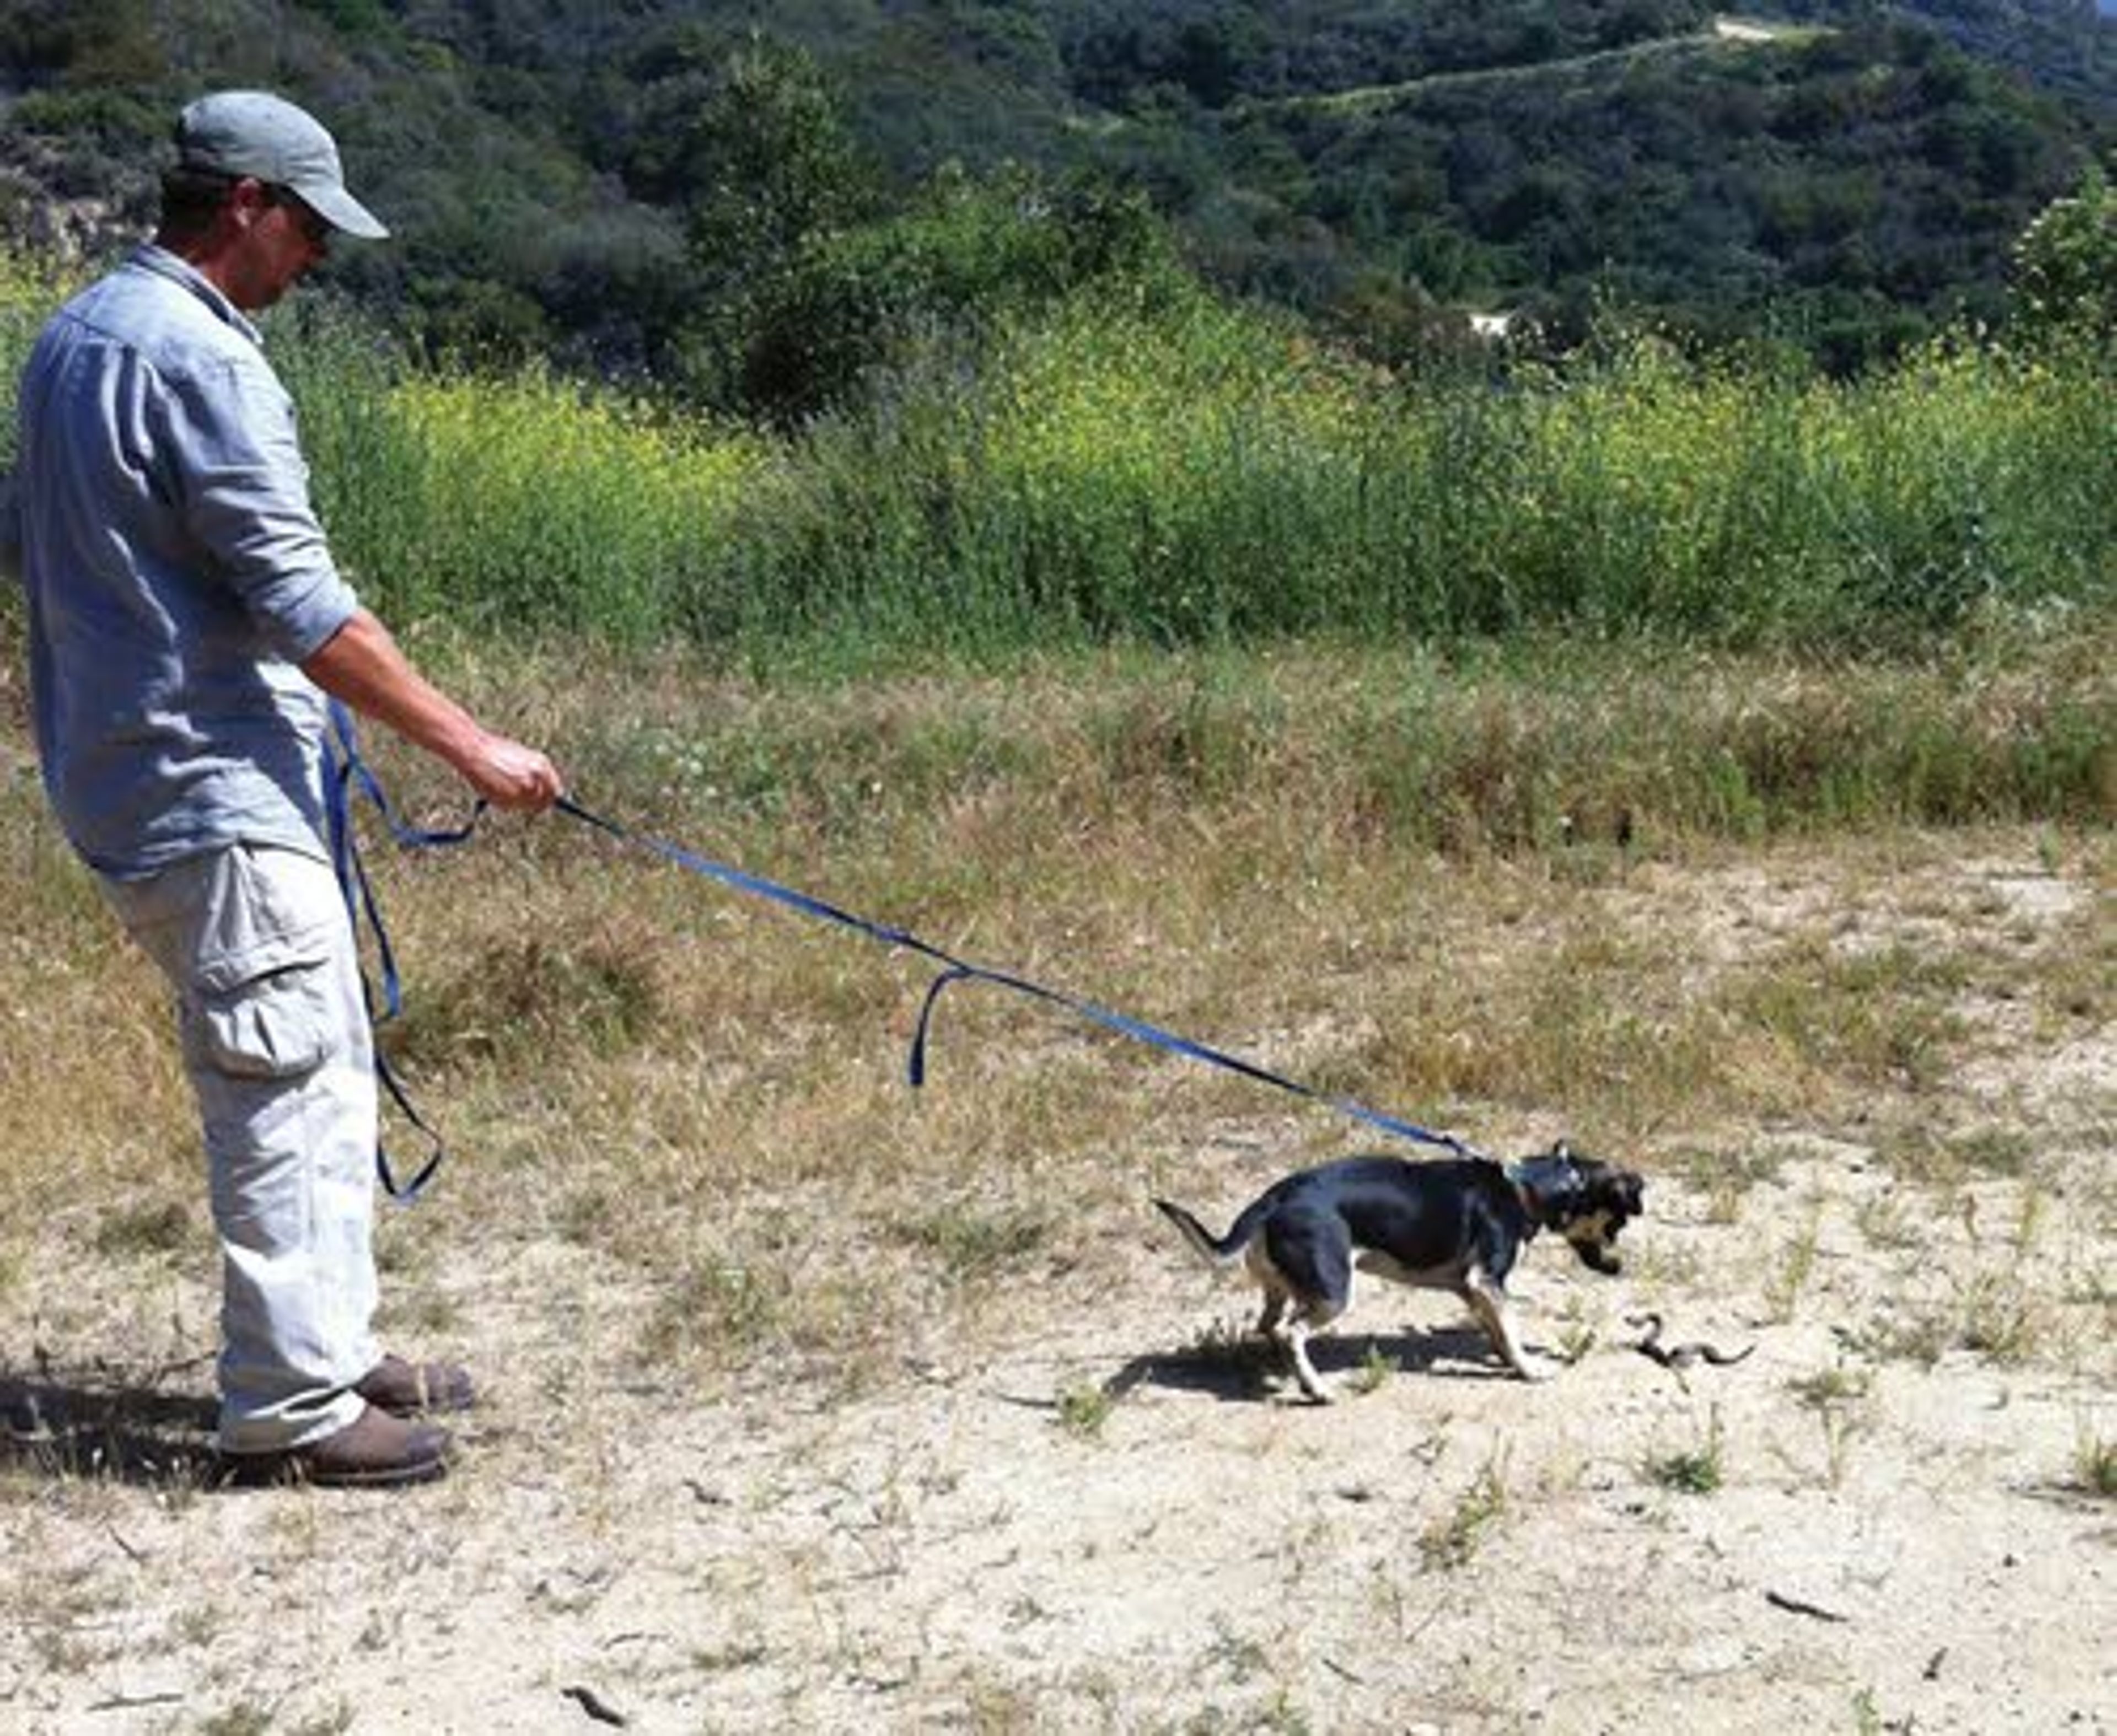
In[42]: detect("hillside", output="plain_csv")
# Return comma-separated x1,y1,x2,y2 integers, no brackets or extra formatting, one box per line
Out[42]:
0,0,2109,383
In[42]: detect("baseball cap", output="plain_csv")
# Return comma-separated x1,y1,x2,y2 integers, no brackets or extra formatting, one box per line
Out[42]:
175,90,389,241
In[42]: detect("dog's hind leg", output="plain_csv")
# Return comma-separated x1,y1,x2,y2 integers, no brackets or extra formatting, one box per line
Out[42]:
1283,1296,1350,1404
1261,1208,1353,1404
1254,1286,1288,1339
1462,1270,1545,1382
1245,1250,1309,1387
1261,1296,1336,1401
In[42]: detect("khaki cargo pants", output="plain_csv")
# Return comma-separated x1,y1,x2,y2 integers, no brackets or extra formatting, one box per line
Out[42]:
101,842,379,1453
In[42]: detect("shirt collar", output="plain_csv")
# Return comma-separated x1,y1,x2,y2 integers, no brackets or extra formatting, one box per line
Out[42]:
127,243,265,348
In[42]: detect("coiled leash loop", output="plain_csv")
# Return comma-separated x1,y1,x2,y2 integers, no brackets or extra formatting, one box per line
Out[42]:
324,718,1486,1201
325,700,484,1202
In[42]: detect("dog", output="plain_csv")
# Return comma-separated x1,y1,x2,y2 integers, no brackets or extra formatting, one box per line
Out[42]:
1155,1142,1643,1401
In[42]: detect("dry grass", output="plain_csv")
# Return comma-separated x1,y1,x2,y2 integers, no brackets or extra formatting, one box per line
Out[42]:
2,647,2110,1523
1417,1452,1511,1570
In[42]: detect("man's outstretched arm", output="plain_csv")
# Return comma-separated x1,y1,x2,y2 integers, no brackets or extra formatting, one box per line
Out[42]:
301,607,563,811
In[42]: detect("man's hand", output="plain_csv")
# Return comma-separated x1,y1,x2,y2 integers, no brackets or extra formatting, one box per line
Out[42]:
460,732,564,811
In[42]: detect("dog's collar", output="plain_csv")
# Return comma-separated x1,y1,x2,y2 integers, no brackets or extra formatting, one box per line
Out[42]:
1506,1154,1583,1226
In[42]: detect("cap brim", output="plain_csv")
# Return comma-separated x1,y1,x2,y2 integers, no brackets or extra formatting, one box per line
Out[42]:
297,180,389,241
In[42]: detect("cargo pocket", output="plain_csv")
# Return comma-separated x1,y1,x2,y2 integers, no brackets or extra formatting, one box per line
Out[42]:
191,955,336,1081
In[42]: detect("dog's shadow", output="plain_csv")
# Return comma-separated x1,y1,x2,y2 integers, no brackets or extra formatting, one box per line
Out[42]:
1109,1324,1514,1406
1,1368,221,1487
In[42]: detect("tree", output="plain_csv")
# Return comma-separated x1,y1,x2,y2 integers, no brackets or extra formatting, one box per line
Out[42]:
632,33,880,411
681,35,874,290
2010,161,2114,341
732,165,1179,424
612,29,873,289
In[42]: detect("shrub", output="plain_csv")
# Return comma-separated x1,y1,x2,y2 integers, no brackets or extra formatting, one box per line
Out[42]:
2011,162,2115,345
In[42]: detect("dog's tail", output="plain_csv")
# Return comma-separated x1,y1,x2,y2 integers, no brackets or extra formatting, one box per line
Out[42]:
1154,1198,1253,1266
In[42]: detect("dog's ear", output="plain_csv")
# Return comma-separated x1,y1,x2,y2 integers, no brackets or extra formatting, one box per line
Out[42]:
1550,1137,1573,1162
1575,1159,1643,1218
1587,1163,1643,1216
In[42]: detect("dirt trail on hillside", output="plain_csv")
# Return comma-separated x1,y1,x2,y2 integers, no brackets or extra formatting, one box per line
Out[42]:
2,841,2110,1734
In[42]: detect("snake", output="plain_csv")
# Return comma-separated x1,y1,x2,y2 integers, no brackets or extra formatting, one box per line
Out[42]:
1627,1312,1755,1370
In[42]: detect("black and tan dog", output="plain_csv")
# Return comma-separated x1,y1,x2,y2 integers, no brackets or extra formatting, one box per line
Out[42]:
1156,1143,1643,1401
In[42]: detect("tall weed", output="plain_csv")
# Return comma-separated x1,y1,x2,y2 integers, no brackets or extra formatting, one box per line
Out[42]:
1,246,2110,663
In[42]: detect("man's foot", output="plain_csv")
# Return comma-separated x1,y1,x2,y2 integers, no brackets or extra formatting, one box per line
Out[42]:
225,1405,451,1489
354,1353,476,1416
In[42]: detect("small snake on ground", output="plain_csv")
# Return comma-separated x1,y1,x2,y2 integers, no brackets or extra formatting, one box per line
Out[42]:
1627,1312,1755,1370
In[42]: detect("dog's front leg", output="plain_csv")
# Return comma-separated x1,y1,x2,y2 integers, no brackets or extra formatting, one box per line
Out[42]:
1463,1272,1548,1382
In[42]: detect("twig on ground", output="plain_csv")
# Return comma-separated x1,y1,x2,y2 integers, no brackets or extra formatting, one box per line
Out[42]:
104,1521,148,1564
1765,1588,1850,1623
561,1684,630,1727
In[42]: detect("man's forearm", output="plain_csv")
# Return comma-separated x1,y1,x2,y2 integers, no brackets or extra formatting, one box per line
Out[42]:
300,607,563,810
300,606,486,771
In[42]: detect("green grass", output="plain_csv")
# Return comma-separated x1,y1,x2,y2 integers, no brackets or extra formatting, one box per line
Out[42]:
8,247,2107,672
1645,1410,1727,1495
311,301,2114,664
1345,1342,1398,1396
891,1202,1054,1288
2077,1427,2117,1499
527,636,2111,853
1056,1383,1115,1441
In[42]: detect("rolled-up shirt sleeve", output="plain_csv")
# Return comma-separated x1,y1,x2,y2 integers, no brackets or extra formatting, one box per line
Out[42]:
162,351,357,662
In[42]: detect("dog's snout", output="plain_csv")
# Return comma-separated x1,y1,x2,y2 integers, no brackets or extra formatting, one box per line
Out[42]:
1560,1199,1634,1276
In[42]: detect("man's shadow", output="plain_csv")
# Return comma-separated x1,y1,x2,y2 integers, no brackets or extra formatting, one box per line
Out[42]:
1,1364,221,1486
1106,1322,1515,1405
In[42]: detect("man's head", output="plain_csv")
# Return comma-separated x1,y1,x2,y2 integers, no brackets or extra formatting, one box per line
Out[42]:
157,91,386,309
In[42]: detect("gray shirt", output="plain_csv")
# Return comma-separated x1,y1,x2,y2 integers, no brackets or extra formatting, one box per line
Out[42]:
10,245,359,878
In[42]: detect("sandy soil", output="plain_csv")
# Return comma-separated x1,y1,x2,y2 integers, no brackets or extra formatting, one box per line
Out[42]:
3,843,2110,1735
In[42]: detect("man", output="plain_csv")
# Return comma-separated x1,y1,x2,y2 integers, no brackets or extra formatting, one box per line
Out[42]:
4,91,563,1486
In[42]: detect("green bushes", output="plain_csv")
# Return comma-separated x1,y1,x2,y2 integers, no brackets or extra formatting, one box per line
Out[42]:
2010,163,2115,346
280,330,776,646
666,300,2111,660
3,246,2110,667
727,169,1183,424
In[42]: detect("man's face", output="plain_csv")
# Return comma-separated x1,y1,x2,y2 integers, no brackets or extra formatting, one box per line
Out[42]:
224,181,330,310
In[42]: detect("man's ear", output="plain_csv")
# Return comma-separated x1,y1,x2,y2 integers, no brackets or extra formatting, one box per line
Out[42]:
225,176,273,231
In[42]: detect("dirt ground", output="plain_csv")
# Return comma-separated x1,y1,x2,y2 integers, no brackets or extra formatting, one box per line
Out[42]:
3,841,2111,1735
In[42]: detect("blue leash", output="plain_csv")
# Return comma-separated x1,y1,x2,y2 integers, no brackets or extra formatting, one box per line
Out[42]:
552,799,1484,1161
325,701,484,1202
325,708,1485,1202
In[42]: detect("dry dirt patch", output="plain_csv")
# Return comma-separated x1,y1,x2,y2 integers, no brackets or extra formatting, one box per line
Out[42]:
3,833,2110,1733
